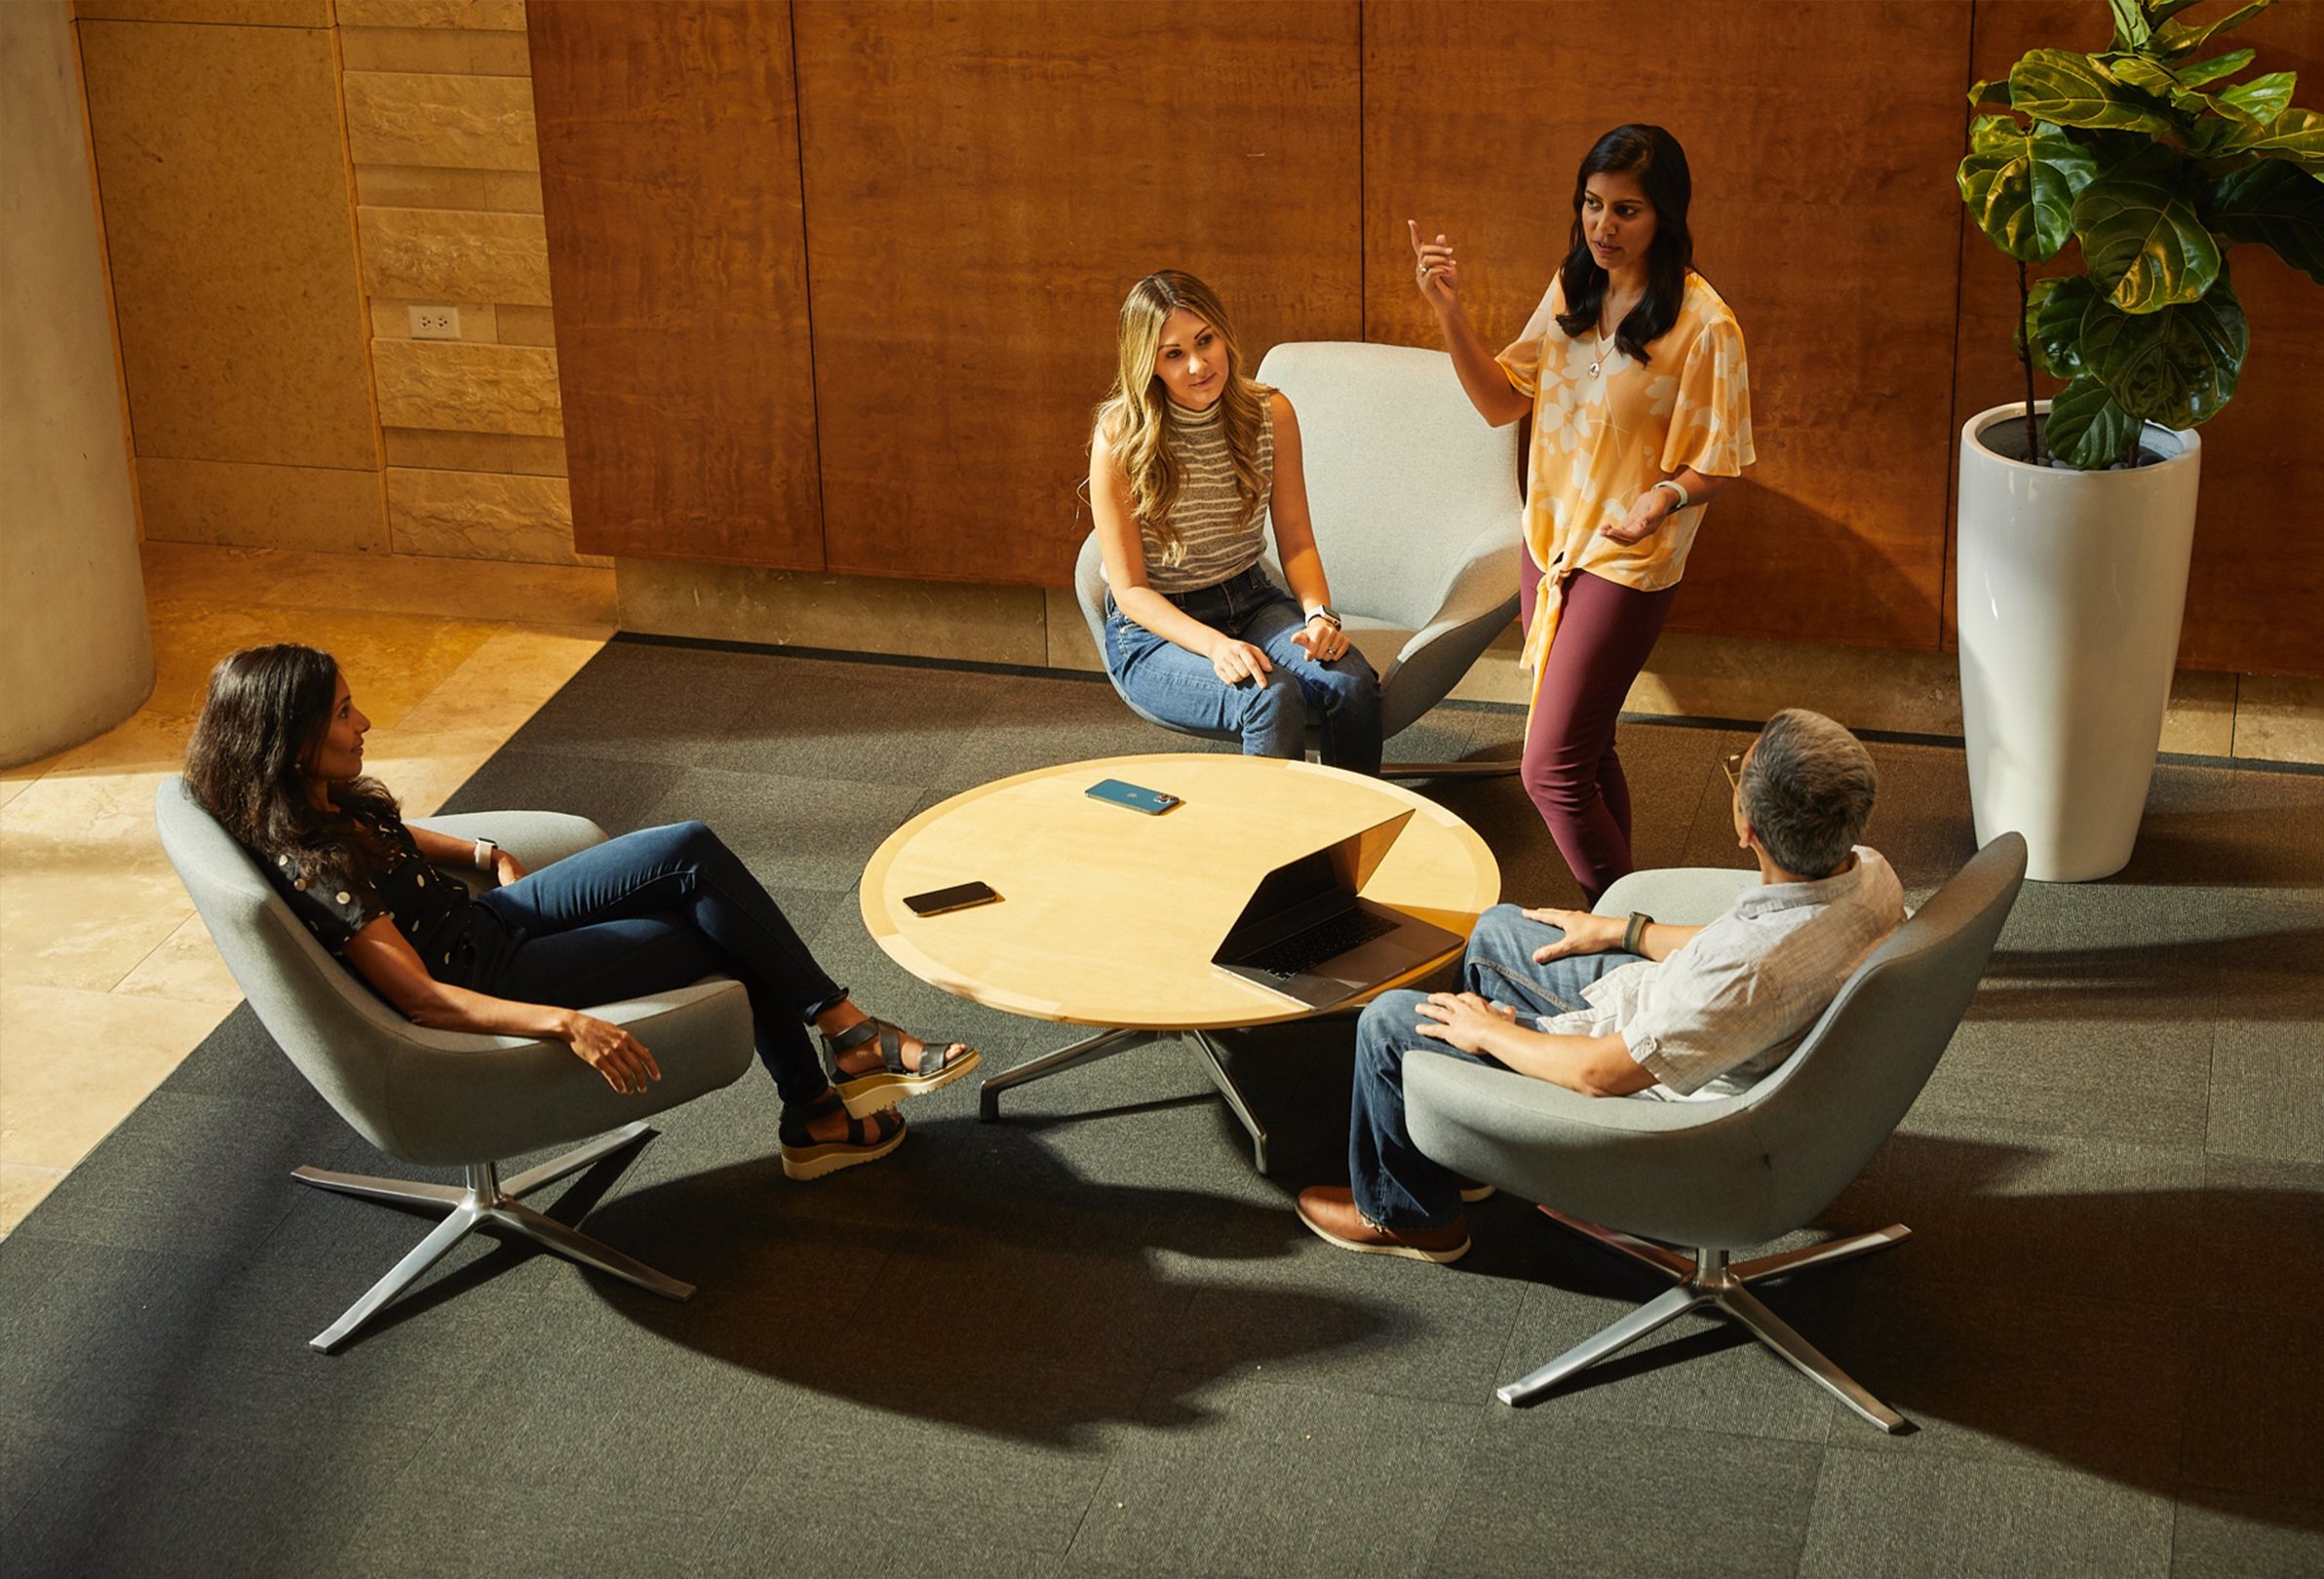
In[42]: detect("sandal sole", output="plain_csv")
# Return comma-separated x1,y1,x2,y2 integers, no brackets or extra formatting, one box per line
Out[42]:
780,1115,908,1181
833,1047,981,1118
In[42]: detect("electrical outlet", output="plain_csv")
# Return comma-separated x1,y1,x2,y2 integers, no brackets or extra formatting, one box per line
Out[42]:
409,304,461,340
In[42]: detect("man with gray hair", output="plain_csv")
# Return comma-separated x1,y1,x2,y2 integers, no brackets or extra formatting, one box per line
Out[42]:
1298,709,1906,1262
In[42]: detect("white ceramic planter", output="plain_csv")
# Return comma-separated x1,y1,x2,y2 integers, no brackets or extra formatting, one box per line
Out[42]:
1956,402,2201,882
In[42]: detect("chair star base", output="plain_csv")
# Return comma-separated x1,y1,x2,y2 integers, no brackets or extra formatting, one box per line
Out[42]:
292,1121,688,1353
1502,1209,1913,1434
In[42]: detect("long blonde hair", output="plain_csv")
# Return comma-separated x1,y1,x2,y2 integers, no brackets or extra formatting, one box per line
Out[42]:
1092,271,1270,568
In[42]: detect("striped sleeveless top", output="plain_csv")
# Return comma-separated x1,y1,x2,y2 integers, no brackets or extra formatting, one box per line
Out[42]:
1140,394,1273,594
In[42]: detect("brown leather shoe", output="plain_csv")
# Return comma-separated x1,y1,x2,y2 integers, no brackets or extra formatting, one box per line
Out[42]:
1295,1185,1469,1263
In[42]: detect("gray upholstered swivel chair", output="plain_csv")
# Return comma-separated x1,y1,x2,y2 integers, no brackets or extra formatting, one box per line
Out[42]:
1407,833,2028,1432
155,778,755,1351
1073,340,1524,778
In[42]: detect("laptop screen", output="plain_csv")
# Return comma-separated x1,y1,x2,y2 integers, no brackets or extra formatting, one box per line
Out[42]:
1214,810,1415,960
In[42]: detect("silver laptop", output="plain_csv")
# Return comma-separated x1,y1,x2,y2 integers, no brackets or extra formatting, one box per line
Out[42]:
1211,811,1464,1010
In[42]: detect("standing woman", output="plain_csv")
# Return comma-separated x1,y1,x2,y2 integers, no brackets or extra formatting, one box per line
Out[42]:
1089,270,1383,774
1411,125,1754,901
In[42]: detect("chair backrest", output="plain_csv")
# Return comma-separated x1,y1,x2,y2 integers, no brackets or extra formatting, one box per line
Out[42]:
152,777,528,1158
1724,832,2029,1235
1253,341,1522,633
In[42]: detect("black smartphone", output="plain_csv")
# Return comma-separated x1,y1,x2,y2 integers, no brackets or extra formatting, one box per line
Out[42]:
1086,778,1181,815
902,880,1001,917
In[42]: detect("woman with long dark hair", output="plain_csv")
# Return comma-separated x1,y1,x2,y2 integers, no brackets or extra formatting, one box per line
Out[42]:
1410,125,1755,902
183,643,976,1179
1089,269,1382,773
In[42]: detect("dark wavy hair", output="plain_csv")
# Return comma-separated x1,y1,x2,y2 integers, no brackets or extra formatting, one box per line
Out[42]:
183,643,398,889
1553,125,1695,365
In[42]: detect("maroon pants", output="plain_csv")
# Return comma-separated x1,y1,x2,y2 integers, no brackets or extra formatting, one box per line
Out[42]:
1518,558,1678,904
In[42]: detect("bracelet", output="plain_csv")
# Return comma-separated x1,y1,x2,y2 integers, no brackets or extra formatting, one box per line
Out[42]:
473,837,499,871
1652,479,1690,514
1623,911,1653,954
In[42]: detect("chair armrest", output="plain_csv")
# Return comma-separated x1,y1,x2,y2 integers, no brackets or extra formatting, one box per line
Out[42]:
1401,512,1524,657
412,811,607,872
1594,867,1759,926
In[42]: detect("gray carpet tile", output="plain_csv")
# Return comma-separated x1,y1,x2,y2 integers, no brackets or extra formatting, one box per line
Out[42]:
1797,1445,2177,1579
2169,1494,2324,1579
1071,1371,1486,1578
10,638,2321,1577
1423,1410,1825,1579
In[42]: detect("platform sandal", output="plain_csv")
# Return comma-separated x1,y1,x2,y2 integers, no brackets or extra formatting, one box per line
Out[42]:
778,1094,906,1181
821,1017,980,1118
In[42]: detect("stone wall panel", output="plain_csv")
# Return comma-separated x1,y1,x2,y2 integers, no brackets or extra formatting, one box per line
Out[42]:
388,467,585,564
338,1,525,30
358,208,551,304
344,70,537,172
371,340,562,435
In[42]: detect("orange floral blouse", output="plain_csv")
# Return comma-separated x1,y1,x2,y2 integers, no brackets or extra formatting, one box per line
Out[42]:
1496,271,1755,684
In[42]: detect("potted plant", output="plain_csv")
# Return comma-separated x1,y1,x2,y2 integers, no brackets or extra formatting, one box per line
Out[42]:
1953,0,2321,880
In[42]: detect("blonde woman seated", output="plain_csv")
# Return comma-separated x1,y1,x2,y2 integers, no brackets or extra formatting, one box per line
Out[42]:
1089,270,1382,773
183,644,977,1181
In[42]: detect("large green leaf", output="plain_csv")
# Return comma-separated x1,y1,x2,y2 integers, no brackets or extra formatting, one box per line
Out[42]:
1968,78,2013,109
2108,0,2153,52
2044,375,2148,470
2176,47,2256,87
2028,276,2101,378
2217,104,2324,173
2217,70,2297,123
1960,121,2102,261
2081,278,2246,429
2210,158,2324,281
2111,57,2181,100
2073,155,2223,310
2156,0,2273,58
2010,50,2178,134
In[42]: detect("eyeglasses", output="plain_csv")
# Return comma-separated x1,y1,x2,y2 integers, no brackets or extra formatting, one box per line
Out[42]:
1721,750,1746,791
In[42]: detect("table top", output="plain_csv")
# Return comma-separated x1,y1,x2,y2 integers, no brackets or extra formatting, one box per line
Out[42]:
860,753,1500,1030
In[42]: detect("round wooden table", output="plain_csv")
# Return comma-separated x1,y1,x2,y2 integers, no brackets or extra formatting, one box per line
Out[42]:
860,753,1500,1170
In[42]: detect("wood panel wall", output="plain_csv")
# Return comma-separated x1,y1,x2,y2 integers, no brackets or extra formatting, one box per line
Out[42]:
530,1,822,566
529,0,2323,675
793,0,1361,584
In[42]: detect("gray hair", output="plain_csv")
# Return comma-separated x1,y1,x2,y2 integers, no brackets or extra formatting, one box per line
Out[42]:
1740,709,1878,877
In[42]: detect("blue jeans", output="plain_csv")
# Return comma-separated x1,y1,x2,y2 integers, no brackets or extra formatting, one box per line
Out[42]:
1104,563,1383,774
1348,904,1645,1230
468,822,844,1106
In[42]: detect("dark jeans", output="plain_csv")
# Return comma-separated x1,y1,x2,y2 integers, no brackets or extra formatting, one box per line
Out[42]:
1104,563,1383,774
1349,904,1644,1230
469,821,844,1106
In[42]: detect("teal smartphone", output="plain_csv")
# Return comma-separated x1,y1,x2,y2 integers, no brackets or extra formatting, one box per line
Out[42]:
1085,778,1181,815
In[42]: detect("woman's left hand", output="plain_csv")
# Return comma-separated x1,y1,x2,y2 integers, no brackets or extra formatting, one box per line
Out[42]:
491,849,528,886
1293,615,1348,663
1414,991,1517,1054
1601,489,1680,546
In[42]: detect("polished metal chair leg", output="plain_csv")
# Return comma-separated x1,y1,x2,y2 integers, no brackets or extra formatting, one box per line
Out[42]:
1714,1283,1908,1434
1189,1029,1269,1175
295,1124,685,1353
1731,1224,1909,1284
1506,1213,1916,1431
1495,1283,1707,1406
977,1026,1147,1120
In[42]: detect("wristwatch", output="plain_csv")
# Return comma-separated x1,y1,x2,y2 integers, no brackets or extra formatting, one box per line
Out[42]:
473,836,500,871
1307,605,1343,631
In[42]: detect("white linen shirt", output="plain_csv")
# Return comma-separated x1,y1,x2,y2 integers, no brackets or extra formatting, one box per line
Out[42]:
1531,847,1906,1101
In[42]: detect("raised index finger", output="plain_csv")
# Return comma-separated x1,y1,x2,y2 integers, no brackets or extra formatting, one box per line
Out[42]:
1408,218,1426,259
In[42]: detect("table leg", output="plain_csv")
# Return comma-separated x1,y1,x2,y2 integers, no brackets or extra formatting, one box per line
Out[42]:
1189,1029,1269,1175
978,1026,1147,1121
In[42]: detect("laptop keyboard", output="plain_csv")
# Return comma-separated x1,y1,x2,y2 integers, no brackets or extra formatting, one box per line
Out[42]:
1243,907,1402,979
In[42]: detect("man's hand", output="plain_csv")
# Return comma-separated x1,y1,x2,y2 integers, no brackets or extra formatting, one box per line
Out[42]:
1414,991,1517,1054
1518,906,1627,963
